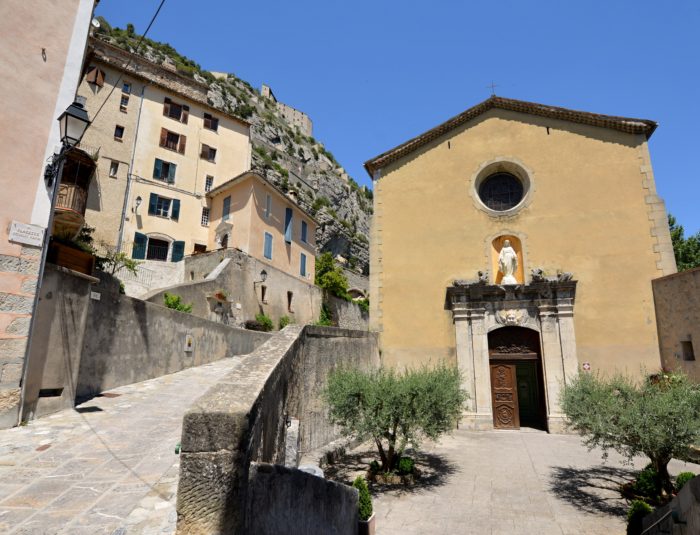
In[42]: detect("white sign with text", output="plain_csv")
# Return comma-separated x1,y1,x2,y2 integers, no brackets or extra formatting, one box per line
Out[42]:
8,221,44,247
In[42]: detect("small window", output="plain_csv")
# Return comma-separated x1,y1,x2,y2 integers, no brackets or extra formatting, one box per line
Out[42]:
265,194,271,218
153,158,177,183
205,175,214,192
682,341,696,361
203,112,219,132
478,172,524,211
85,66,105,87
147,193,180,221
261,284,267,303
301,220,308,243
284,208,293,244
222,196,231,221
160,128,186,154
200,144,217,162
264,232,273,260
300,253,307,277
201,207,210,227
109,161,119,178
193,244,206,255
287,291,293,312
114,125,125,140
120,95,129,111
146,237,169,261
155,196,172,218
163,97,189,124
122,82,131,94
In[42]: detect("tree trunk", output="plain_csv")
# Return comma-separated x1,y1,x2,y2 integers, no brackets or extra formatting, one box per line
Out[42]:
375,438,388,470
653,456,674,496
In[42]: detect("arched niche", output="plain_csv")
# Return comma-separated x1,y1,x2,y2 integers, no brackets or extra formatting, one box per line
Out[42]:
491,235,525,284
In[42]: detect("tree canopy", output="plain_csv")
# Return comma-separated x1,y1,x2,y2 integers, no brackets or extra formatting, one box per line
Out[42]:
669,214,700,272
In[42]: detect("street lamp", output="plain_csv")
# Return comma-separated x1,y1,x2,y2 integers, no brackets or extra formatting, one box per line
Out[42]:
57,101,91,147
254,269,268,287
134,196,142,214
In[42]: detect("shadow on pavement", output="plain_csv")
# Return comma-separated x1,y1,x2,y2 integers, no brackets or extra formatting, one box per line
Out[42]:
324,449,458,496
548,464,636,517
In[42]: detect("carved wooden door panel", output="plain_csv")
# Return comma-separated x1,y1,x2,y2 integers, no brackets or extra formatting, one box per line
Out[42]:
490,363,520,429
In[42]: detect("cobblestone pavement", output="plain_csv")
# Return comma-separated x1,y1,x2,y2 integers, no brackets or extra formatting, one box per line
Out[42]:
363,429,700,535
0,357,241,534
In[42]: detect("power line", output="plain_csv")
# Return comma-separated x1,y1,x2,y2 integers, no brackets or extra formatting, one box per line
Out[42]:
89,0,167,125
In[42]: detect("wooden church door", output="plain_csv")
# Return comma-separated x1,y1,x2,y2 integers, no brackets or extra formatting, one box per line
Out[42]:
490,363,520,429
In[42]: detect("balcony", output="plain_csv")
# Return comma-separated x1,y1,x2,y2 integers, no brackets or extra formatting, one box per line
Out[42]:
52,148,96,239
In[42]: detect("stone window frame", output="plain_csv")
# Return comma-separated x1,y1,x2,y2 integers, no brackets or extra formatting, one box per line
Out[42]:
470,157,536,218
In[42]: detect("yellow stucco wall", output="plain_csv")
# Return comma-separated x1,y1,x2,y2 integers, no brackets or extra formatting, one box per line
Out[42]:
208,175,316,282
371,108,675,375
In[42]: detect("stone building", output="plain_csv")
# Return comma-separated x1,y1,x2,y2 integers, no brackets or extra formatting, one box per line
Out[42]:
364,96,675,432
652,268,700,382
261,83,313,137
0,0,95,428
77,37,252,261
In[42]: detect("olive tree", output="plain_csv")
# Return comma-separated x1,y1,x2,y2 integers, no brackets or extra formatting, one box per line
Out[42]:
324,365,467,472
561,371,700,495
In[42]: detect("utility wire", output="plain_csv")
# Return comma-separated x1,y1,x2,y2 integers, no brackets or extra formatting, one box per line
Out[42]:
89,0,167,125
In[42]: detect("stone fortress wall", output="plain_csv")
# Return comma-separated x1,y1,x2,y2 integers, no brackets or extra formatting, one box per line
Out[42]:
261,83,313,137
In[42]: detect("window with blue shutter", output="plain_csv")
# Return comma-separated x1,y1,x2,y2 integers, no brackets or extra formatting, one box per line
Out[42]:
222,196,231,221
171,240,185,262
148,193,158,215
264,232,273,260
132,232,147,259
153,158,162,179
167,162,176,184
300,253,307,277
301,220,308,243
284,208,293,244
265,194,271,218
171,199,180,221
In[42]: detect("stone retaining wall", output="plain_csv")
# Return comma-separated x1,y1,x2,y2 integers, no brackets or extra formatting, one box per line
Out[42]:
326,294,369,331
642,475,700,534
176,325,379,534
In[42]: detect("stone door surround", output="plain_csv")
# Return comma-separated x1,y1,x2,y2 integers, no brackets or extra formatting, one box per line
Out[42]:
446,279,578,433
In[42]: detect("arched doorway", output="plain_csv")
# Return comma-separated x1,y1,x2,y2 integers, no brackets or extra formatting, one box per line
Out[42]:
488,326,547,430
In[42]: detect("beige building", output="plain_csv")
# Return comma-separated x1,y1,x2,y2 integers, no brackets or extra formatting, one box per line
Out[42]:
365,96,675,432
77,37,251,262
208,171,317,282
652,268,700,382
0,0,95,428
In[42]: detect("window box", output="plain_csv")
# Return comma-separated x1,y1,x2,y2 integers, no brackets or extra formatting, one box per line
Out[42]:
47,241,95,276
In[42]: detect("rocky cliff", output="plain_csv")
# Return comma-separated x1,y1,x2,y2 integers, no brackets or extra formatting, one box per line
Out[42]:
95,20,371,274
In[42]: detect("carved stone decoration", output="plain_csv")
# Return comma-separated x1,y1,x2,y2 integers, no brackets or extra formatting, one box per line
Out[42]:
478,270,489,283
557,271,574,282
492,344,535,354
498,240,519,284
531,268,546,282
495,309,525,326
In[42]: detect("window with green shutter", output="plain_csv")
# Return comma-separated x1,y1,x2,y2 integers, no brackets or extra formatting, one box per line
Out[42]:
132,232,147,259
171,241,185,262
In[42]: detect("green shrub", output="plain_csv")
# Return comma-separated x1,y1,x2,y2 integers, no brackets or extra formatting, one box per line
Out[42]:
676,471,695,492
315,304,333,326
163,293,192,313
627,499,653,535
325,365,467,472
255,313,273,332
315,252,350,300
279,315,293,329
397,457,415,475
632,465,661,500
368,460,380,474
352,476,373,521
357,298,369,314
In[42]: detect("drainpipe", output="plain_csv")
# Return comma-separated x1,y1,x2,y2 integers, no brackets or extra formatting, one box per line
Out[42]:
116,83,146,253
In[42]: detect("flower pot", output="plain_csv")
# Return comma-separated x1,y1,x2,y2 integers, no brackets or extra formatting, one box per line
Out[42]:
358,513,375,535
48,241,95,275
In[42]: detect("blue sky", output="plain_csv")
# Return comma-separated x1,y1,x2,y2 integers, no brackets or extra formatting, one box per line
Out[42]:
96,0,700,233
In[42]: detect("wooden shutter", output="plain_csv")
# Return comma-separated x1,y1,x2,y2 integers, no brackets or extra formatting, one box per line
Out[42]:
132,232,147,259
171,241,185,262
171,199,181,221
182,105,189,124
178,134,187,154
148,193,158,215
284,208,293,243
86,66,97,83
96,69,105,87
153,159,162,179
204,114,211,130
163,98,171,117
211,117,219,131
200,144,209,159
159,128,167,148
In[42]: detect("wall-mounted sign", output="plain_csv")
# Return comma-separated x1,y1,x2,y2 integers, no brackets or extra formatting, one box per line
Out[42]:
90,291,101,301
582,362,591,372
184,333,194,353
8,221,44,247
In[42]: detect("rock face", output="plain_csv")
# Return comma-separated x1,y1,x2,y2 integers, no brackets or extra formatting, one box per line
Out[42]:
95,23,372,274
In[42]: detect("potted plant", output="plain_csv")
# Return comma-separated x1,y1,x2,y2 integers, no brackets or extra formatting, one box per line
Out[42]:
352,476,375,535
213,289,227,301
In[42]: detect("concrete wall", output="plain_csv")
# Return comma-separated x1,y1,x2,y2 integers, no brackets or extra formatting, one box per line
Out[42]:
21,265,270,420
176,325,379,534
119,258,185,298
245,463,357,535
653,268,700,381
325,295,369,332
147,249,322,328
642,475,700,534
0,0,94,428
371,107,675,375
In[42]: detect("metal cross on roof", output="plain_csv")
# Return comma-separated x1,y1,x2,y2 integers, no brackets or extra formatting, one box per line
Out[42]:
487,81,498,96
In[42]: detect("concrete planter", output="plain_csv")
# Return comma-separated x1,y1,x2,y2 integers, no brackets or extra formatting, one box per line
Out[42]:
358,513,375,535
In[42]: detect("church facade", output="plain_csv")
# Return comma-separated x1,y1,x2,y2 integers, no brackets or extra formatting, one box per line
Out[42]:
364,97,676,432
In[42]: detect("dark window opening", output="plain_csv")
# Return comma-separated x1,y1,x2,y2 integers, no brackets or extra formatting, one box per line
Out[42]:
261,285,267,303
287,291,293,312
163,97,189,123
682,340,695,361
204,113,219,132
478,172,524,211
200,144,217,162
193,243,207,255
114,125,125,140
146,238,169,261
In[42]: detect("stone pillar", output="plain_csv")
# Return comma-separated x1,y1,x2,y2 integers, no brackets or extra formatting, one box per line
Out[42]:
539,305,566,433
453,309,476,413
468,308,493,430
557,300,578,383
